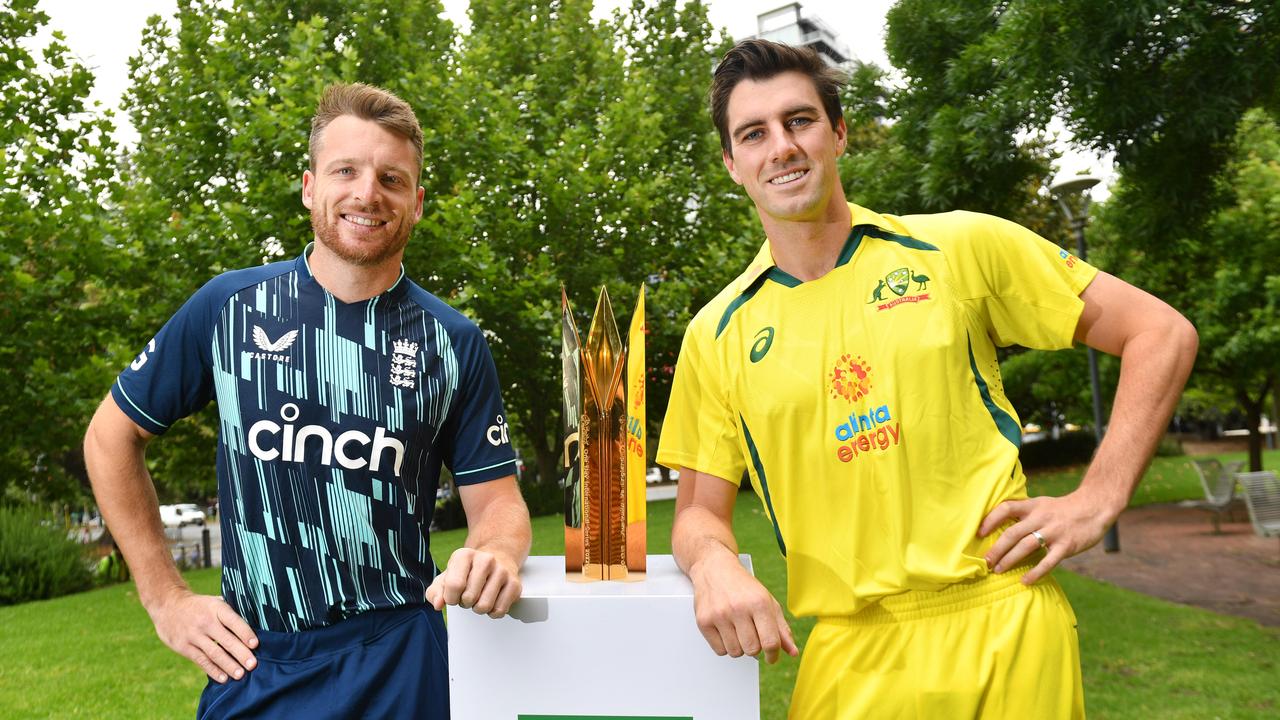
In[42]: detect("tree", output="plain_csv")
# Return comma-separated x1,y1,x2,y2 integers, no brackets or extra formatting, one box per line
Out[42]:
1094,109,1280,470
0,0,120,503
989,0,1280,242
436,0,753,503
838,0,1061,236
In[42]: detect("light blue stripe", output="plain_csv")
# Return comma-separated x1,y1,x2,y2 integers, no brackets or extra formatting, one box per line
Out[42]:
454,459,518,476
113,380,168,429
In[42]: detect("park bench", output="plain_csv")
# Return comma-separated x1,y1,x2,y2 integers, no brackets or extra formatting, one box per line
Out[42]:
1179,459,1245,533
1235,470,1280,554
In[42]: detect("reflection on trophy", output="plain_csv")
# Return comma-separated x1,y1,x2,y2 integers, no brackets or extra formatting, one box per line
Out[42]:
561,285,646,580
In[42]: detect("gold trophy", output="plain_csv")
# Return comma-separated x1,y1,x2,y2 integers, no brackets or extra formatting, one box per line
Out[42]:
562,286,647,580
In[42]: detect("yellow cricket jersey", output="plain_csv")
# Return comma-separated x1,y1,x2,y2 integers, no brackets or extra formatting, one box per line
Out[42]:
657,203,1099,618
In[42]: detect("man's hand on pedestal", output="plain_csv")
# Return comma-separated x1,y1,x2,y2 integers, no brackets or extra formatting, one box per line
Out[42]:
427,547,523,619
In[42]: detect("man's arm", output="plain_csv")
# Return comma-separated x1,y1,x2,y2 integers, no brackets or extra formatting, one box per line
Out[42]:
426,476,530,618
83,395,258,683
672,468,798,664
980,270,1199,582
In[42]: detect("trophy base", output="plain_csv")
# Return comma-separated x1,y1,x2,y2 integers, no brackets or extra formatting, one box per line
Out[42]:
581,562,628,581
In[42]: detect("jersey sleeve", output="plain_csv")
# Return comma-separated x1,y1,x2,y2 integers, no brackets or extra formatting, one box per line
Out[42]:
949,212,1100,350
439,327,518,486
656,315,747,485
110,283,219,435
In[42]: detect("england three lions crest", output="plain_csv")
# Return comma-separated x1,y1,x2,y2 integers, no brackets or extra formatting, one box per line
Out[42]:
390,339,419,390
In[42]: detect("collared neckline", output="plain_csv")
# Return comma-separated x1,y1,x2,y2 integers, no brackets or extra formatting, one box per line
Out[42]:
729,203,890,293
296,242,409,303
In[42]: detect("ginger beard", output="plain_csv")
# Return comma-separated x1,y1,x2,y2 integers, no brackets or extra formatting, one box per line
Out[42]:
309,202,412,267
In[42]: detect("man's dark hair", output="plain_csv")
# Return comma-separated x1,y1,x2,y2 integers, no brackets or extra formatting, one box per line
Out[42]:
710,39,846,155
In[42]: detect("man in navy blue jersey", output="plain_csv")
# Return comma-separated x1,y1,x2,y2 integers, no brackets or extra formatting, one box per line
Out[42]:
84,83,531,718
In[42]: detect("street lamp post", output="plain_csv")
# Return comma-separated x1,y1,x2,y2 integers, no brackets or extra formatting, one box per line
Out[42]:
1049,176,1120,553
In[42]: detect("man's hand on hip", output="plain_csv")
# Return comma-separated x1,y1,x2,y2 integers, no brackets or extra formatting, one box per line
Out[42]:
147,589,258,683
689,550,798,665
978,488,1117,585
426,547,522,618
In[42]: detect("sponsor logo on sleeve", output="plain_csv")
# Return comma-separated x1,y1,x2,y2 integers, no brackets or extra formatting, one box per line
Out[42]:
130,338,157,371
486,415,510,446
1058,249,1079,268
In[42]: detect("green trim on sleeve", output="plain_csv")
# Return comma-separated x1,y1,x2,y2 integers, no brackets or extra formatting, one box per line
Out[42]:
966,333,1021,449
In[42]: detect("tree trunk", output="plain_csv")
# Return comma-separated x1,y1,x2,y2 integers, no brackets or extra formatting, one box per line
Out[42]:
1271,381,1280,451
1238,385,1268,472
525,406,558,488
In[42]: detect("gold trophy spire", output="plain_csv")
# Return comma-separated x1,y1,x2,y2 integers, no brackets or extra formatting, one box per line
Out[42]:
581,288,628,580
563,286,647,580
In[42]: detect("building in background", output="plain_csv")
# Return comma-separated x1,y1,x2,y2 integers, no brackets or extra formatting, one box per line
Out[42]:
750,2,850,66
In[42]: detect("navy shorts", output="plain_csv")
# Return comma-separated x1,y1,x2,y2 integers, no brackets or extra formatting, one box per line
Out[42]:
196,604,448,719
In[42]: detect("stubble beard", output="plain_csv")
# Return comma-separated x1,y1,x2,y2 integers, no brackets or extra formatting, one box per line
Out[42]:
310,206,411,267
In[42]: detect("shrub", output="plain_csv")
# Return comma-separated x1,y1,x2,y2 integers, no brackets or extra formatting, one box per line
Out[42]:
1019,431,1098,470
1154,435,1185,457
432,492,467,532
520,478,561,519
0,505,92,605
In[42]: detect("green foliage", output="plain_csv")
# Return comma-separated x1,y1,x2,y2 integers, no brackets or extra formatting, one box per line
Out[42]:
1000,347,1095,428
1094,109,1280,470
431,493,466,532
991,0,1280,241
0,505,92,604
0,0,121,502
1018,431,1098,470
1153,435,1184,458
839,0,1061,237
437,0,754,491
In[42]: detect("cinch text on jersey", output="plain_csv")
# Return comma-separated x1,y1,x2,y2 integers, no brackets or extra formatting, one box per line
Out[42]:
248,403,405,476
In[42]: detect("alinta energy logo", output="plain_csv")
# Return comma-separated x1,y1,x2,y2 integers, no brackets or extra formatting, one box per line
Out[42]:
867,266,931,312
827,354,901,463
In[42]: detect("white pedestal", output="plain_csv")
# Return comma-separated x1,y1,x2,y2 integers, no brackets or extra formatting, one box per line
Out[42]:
448,554,760,719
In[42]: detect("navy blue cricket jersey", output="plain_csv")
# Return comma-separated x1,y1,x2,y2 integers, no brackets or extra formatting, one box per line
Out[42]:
113,245,517,632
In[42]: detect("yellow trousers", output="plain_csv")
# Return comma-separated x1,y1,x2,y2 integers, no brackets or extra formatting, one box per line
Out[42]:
789,569,1084,719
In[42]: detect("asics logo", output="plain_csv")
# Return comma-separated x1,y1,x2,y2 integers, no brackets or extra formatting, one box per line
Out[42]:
248,403,405,477
750,327,774,363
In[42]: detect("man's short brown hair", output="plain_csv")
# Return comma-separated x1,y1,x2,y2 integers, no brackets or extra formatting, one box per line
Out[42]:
710,39,846,155
309,83,423,175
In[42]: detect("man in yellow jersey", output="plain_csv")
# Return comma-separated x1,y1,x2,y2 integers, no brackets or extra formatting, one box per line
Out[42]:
658,40,1198,718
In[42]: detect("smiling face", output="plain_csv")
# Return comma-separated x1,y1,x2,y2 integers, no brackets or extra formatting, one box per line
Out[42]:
722,71,847,226
301,114,425,268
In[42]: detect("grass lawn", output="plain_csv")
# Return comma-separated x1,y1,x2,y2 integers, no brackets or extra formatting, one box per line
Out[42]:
2,453,1277,718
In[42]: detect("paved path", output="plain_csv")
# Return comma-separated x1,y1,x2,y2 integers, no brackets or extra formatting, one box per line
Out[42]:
1061,503,1280,626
